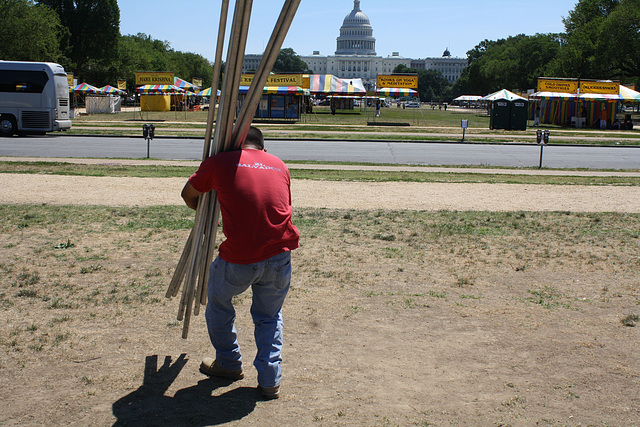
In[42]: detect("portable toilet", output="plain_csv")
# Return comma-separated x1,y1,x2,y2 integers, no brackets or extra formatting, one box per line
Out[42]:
490,100,511,130
510,99,529,130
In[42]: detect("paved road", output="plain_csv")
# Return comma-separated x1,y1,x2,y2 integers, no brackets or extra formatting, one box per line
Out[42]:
1,134,639,169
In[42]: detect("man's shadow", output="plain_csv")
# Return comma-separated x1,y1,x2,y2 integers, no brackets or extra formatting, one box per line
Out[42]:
112,354,259,426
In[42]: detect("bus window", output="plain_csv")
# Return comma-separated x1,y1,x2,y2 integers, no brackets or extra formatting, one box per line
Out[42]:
0,70,49,93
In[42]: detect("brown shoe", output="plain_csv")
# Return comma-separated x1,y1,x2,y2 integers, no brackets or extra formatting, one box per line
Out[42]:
199,358,244,380
258,385,280,400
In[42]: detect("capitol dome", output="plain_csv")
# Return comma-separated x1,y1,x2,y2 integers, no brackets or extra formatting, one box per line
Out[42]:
335,0,376,56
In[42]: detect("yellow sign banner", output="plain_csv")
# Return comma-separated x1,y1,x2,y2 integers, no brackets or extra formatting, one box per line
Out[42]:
192,78,203,88
117,79,127,90
66,73,74,87
241,74,303,87
135,72,174,86
580,81,620,95
537,78,579,93
376,75,418,89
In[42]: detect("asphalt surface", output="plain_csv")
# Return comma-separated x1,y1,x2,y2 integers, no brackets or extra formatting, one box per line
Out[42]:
1,134,639,169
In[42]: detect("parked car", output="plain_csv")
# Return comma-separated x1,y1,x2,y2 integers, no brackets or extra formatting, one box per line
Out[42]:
405,101,420,108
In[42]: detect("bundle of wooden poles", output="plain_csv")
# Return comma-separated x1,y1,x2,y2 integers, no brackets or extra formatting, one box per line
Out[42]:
165,0,301,339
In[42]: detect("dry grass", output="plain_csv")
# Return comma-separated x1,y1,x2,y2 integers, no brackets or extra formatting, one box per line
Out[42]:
1,204,640,425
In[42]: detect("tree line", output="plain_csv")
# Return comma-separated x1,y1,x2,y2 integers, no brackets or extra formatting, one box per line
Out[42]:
1,0,638,101
0,0,215,91
400,0,640,101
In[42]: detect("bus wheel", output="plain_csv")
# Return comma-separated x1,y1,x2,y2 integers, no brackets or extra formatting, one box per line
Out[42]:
0,115,17,137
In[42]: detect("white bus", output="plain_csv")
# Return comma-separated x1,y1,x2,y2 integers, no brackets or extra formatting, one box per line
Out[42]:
0,61,72,136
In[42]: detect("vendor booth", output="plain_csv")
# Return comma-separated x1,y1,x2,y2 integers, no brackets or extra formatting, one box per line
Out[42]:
137,84,184,112
307,75,367,112
528,79,636,128
528,91,623,128
308,75,366,95
238,85,308,120
85,95,122,114
71,83,107,115
82,85,126,114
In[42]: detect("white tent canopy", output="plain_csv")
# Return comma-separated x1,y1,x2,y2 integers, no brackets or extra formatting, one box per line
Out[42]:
620,85,640,102
482,89,526,101
454,95,483,102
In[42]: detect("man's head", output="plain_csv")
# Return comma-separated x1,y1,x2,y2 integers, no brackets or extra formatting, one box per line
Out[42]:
243,126,265,150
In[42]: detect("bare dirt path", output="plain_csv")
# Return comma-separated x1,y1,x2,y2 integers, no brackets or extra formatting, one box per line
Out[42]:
1,157,639,427
2,173,640,213
2,156,640,212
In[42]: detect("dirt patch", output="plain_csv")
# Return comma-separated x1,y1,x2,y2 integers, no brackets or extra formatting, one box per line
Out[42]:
0,175,639,426
1,173,640,213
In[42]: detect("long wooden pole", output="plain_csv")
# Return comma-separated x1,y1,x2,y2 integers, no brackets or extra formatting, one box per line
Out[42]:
167,0,300,339
178,0,254,338
233,0,300,147
202,0,230,159
166,0,229,300
194,0,253,311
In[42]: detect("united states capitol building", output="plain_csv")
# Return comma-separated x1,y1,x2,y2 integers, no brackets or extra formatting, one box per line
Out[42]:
242,0,468,91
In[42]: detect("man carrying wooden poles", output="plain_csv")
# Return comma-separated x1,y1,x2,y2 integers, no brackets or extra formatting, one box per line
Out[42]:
167,0,301,400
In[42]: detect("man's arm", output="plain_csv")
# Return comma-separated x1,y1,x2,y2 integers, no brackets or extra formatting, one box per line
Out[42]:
181,181,204,210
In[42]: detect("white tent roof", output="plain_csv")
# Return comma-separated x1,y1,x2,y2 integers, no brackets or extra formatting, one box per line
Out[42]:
620,85,640,102
482,89,526,101
454,95,483,102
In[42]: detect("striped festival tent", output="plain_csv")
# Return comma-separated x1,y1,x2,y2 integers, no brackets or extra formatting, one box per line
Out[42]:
99,85,126,95
174,77,200,91
529,92,618,127
239,86,308,95
529,92,576,101
376,88,418,98
308,75,366,95
198,87,221,97
620,85,640,102
136,85,184,94
72,83,104,94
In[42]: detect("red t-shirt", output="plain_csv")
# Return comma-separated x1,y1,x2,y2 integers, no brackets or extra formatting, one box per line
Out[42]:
188,148,299,264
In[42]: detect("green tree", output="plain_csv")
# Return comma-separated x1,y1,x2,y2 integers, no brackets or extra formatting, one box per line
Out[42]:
550,0,640,83
599,0,640,82
454,34,562,95
272,48,309,73
552,0,619,78
111,33,214,92
37,0,120,80
0,0,64,62
167,51,214,88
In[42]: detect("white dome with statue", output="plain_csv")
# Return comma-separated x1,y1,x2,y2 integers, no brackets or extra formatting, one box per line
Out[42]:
335,0,376,56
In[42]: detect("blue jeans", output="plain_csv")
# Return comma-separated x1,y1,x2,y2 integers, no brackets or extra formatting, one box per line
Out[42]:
205,251,291,388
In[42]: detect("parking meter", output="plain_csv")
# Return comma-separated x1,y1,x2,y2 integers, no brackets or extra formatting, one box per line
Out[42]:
142,124,155,140
142,124,155,158
538,129,550,169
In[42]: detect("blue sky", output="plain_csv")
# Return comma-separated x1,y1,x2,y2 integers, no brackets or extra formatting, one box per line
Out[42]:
119,0,579,61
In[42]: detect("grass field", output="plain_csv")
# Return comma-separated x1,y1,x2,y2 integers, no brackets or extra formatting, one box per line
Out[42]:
2,160,640,185
66,105,640,145
1,200,639,425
